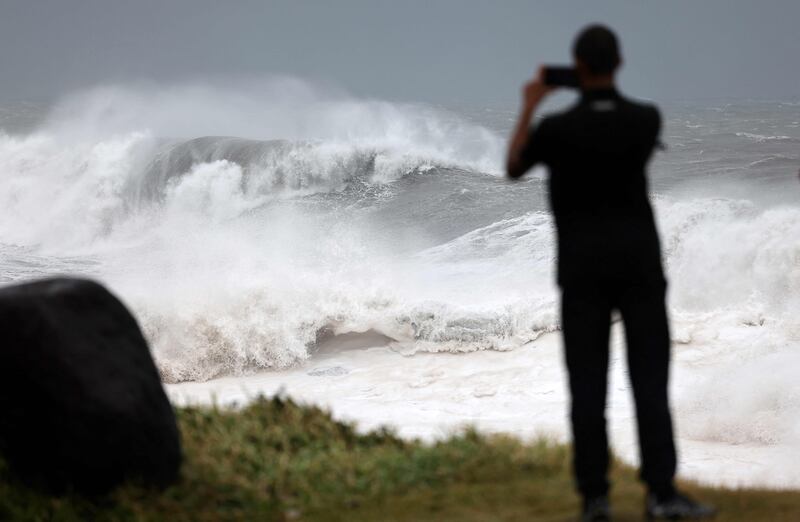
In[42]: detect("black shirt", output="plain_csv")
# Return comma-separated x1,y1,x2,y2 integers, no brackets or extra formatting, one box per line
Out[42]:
517,88,665,286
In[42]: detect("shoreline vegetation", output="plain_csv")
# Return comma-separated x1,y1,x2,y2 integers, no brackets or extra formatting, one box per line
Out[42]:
1,396,798,521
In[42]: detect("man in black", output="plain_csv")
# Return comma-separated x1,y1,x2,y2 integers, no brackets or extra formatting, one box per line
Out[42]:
507,26,714,521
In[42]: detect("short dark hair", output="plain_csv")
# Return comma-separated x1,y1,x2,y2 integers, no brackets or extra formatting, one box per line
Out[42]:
573,25,621,75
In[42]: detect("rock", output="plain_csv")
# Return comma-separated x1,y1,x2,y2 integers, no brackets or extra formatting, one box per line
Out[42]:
0,278,181,494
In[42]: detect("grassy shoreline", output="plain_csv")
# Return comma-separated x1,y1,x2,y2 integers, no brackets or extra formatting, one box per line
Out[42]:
1,396,798,521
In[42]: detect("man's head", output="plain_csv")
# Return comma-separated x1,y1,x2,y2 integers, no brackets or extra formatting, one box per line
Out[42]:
572,25,621,88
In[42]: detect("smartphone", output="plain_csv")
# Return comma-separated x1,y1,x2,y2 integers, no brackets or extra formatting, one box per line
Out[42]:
543,66,579,89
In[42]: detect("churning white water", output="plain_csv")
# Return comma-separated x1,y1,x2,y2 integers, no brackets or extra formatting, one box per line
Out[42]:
1,79,798,487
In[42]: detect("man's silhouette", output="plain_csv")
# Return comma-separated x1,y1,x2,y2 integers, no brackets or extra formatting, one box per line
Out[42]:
506,25,715,521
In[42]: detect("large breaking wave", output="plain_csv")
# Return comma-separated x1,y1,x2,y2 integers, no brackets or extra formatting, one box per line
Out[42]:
0,79,527,382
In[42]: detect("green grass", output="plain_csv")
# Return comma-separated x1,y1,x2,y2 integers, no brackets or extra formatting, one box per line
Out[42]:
1,396,798,521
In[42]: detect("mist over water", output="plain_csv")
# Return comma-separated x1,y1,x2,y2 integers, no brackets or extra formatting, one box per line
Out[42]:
0,79,799,456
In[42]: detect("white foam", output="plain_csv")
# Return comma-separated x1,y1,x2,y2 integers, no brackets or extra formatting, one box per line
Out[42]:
167,328,800,489
735,132,794,142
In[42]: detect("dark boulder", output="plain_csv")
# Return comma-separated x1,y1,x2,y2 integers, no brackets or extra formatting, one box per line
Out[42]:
0,278,181,494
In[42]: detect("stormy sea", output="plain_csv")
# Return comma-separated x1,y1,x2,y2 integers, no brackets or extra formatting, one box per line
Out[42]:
1,79,798,488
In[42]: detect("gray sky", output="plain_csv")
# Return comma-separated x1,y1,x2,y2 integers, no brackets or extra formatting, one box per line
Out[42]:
1,0,798,105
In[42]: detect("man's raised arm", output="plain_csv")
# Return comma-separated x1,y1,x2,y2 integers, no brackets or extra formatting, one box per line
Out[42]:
506,67,553,179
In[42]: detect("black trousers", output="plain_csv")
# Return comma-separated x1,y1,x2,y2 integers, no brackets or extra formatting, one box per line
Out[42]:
561,279,676,499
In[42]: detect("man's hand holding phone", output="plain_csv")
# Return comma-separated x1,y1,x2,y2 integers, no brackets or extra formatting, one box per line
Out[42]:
522,67,555,110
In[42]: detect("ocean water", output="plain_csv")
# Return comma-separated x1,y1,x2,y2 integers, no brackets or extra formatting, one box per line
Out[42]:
1,80,799,486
